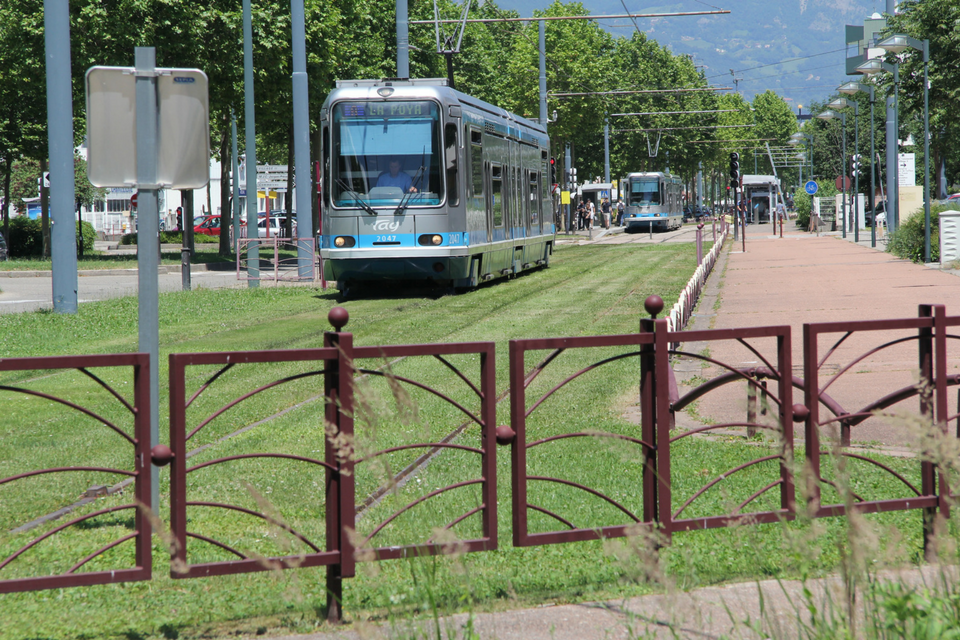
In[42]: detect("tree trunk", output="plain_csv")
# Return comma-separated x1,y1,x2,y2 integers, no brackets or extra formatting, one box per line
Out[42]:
181,189,194,254
218,116,231,257
40,157,50,257
2,156,10,248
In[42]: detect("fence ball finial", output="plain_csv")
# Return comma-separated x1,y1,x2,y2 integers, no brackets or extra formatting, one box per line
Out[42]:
792,404,810,422
644,295,664,319
329,307,349,331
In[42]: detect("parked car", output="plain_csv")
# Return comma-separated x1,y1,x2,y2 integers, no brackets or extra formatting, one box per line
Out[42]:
259,210,296,238
194,215,222,236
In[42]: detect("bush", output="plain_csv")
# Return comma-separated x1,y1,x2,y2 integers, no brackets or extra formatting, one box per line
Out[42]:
120,231,218,245
8,216,42,257
794,192,811,229
77,221,95,252
886,205,947,263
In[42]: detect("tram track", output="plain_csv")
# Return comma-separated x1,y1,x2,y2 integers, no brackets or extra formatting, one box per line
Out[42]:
8,241,693,534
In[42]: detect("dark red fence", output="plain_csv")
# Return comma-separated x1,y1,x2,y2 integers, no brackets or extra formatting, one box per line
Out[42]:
0,354,152,593
2,300,958,618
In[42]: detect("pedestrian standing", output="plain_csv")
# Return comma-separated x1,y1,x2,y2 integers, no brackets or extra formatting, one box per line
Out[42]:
601,198,611,229
616,200,625,226
587,200,596,230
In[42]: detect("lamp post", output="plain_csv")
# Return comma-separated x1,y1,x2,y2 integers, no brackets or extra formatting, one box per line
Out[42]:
856,57,900,234
788,131,813,180
827,97,859,242
878,34,931,263
817,109,847,237
839,81,878,247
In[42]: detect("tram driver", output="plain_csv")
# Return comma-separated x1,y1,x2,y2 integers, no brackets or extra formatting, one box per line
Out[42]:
377,158,418,193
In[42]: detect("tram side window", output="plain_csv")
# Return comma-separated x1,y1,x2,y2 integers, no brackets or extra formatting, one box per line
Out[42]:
445,123,459,206
470,129,483,198
629,179,661,205
529,172,540,226
491,165,503,227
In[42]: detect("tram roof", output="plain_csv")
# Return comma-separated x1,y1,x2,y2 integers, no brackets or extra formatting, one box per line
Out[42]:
327,78,547,139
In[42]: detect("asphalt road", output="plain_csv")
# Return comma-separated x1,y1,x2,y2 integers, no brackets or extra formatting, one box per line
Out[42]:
0,267,247,314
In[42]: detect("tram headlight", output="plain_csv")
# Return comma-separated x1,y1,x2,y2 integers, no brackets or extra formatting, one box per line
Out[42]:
418,234,444,246
334,236,356,248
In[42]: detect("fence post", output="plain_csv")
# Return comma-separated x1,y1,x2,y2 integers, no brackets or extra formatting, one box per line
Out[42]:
746,374,757,438
696,223,703,265
324,307,354,623
640,296,661,526
919,304,949,559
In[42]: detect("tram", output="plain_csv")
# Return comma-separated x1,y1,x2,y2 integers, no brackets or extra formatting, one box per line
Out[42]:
620,171,684,232
318,78,555,296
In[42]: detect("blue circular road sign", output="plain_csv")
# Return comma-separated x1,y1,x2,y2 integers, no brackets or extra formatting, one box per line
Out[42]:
804,180,819,195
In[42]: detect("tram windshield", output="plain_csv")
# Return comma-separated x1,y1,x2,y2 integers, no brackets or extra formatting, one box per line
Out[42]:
628,178,661,206
332,100,443,208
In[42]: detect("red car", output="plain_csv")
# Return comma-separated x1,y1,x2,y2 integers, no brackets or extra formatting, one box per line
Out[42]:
194,215,222,236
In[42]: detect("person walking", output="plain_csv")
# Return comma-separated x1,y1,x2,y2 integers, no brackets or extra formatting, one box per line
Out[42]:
586,199,596,230
601,198,611,229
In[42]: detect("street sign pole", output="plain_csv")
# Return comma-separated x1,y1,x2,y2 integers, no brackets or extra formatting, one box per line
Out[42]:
134,47,161,511
44,0,78,314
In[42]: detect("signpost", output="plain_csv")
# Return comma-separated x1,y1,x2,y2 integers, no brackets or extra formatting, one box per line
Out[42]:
85,50,210,510
804,180,819,196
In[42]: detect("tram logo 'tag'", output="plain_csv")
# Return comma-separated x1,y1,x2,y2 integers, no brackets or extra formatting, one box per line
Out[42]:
319,78,555,298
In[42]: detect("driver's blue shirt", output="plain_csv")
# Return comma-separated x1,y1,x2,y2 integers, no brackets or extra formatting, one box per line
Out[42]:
377,171,412,192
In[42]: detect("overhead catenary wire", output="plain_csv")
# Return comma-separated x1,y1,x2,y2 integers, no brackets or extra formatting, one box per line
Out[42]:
410,10,730,24
550,87,730,97
610,109,740,117
615,124,756,132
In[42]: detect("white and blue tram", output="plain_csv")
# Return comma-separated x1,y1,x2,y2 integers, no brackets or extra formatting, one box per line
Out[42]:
620,172,684,232
319,78,556,295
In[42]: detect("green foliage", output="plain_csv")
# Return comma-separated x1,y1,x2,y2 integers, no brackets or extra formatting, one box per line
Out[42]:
6,217,95,256
77,220,95,251
7,215,41,257
887,204,945,263
794,192,811,229
120,231,217,245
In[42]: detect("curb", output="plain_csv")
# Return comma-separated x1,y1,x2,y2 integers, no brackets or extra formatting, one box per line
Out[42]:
0,262,236,278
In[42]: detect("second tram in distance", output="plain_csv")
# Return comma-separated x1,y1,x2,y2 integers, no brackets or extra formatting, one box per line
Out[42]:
620,171,683,232
318,78,556,296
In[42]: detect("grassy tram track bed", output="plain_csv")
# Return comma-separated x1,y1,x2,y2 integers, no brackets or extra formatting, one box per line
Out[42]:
0,240,943,640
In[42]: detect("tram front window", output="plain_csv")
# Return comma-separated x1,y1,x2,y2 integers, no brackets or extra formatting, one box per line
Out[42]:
332,100,443,208
629,179,661,206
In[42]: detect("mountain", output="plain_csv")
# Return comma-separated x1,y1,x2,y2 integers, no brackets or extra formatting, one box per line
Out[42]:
496,0,881,108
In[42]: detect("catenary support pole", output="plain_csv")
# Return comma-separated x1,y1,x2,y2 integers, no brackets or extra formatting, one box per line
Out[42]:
134,47,161,511
397,0,409,78
885,95,898,233
291,0,314,279
243,0,259,285
44,0,78,314
539,20,547,127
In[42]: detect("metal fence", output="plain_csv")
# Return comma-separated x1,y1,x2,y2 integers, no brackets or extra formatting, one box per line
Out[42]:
2,301,957,620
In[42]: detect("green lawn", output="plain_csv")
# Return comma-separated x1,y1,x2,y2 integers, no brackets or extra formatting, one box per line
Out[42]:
0,240,944,640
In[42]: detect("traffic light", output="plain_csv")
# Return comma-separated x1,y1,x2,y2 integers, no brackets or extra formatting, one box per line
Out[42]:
570,167,577,188
549,157,556,184
851,154,861,175
729,152,740,190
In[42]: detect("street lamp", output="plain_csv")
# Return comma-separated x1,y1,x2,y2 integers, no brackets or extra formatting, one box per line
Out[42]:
817,108,847,238
856,57,900,234
878,34,931,263
828,96,860,242
789,132,813,185
839,81,879,247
